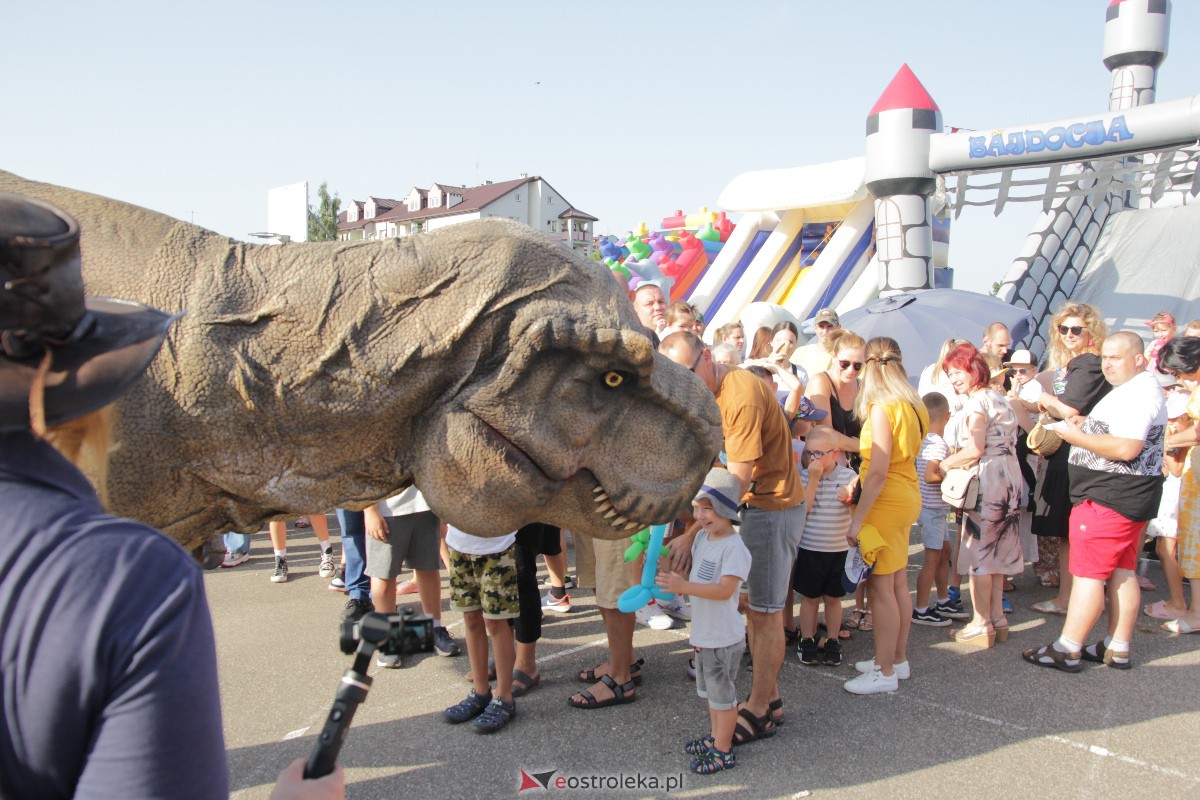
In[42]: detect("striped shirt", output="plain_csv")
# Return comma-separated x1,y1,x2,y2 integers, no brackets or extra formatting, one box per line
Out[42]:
916,433,951,511
799,465,856,552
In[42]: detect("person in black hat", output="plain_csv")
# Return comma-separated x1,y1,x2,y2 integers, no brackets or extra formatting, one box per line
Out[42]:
0,193,343,799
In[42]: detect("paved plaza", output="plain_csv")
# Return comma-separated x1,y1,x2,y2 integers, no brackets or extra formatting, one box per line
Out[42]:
209,523,1200,799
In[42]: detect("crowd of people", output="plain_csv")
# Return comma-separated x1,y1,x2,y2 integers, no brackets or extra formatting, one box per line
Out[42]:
4,189,1198,794
215,282,1199,776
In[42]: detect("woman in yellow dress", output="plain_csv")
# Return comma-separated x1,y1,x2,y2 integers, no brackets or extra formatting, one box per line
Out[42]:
843,337,929,694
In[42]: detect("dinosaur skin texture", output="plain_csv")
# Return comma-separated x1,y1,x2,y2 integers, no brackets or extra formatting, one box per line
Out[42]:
1,172,723,552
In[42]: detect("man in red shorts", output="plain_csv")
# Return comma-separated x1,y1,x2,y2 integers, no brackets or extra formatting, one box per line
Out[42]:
1023,331,1166,672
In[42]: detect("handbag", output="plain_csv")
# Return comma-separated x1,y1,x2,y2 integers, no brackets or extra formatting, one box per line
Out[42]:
941,467,979,510
1026,415,1063,457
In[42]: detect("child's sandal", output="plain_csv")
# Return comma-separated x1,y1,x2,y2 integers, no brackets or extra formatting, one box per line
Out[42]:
690,747,736,775
684,735,715,755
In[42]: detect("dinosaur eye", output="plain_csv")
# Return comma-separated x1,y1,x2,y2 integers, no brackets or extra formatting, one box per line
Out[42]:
603,371,625,388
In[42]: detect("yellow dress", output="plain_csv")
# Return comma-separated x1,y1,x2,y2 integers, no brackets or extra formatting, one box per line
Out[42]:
1177,386,1200,580
858,400,929,575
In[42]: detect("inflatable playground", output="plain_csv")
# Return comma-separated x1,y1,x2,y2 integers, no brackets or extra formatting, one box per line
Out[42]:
599,0,1198,368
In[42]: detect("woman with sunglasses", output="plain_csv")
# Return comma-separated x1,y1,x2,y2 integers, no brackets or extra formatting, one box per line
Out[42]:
936,343,1024,647
808,330,868,627
807,330,865,464
1157,336,1200,634
843,337,929,693
1030,303,1111,612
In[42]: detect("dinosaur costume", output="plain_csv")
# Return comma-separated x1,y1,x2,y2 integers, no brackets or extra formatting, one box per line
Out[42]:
0,172,722,552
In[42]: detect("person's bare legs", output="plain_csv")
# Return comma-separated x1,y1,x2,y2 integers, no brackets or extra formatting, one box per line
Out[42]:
514,640,538,680
464,610,490,696
967,574,996,627
569,607,635,703
371,576,398,613
268,520,287,552
867,571,899,676
544,535,569,588
1106,568,1140,644
309,512,330,547
1052,538,1073,608
935,542,951,599
891,570,911,665
711,704,737,754
798,596,821,638
1059,575,1107,644
1154,537,1188,616
744,608,783,717
916,547,944,610
413,568,442,619
485,617,515,703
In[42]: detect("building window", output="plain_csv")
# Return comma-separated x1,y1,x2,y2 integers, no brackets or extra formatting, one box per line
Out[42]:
515,193,521,201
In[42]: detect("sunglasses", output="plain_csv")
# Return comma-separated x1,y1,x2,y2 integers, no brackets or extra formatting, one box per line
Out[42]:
1057,325,1085,336
689,349,704,372
1009,367,1031,375
838,360,864,372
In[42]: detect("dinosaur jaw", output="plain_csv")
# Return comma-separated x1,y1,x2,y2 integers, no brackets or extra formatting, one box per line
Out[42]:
474,413,652,535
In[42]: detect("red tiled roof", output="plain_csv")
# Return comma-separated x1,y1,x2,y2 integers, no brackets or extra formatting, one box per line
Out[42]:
337,175,586,231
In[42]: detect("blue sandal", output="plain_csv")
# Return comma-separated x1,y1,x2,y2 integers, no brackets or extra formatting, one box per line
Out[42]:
443,690,492,723
691,746,736,775
472,696,516,734
684,735,715,755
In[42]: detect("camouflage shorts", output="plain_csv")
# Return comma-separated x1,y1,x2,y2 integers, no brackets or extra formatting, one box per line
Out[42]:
447,545,520,619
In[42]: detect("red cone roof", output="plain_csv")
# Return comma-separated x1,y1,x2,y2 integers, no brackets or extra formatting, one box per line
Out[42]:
867,64,939,116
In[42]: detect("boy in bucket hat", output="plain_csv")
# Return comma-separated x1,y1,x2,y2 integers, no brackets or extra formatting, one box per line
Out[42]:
657,467,751,775
0,193,342,799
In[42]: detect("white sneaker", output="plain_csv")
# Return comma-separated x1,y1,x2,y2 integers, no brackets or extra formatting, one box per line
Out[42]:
854,659,910,680
221,551,249,568
318,549,336,578
659,594,692,621
635,602,675,630
843,666,899,695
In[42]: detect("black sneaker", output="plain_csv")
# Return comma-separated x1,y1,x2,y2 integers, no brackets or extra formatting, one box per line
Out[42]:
433,626,460,657
797,636,820,666
823,639,843,666
934,599,970,620
341,598,374,621
912,607,952,627
270,556,288,583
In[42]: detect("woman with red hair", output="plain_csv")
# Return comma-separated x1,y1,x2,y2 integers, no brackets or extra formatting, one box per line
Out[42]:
935,343,1024,647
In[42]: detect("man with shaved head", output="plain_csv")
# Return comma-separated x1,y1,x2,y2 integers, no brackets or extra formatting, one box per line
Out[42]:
1023,331,1165,673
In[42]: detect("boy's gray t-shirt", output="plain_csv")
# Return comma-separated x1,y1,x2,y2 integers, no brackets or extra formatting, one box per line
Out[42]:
688,530,752,649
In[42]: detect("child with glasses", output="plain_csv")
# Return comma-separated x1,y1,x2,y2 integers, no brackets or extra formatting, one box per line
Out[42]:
793,427,857,666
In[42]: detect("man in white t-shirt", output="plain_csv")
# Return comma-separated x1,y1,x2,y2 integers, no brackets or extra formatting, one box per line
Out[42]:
1023,332,1165,673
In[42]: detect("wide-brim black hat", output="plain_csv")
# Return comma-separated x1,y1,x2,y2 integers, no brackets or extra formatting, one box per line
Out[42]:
0,192,179,433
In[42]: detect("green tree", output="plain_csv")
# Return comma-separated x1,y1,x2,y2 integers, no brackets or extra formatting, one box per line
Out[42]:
308,181,341,241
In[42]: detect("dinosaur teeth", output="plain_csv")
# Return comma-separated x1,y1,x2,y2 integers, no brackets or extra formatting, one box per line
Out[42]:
612,514,629,527
623,521,640,531
593,493,610,505
592,486,605,495
603,509,618,520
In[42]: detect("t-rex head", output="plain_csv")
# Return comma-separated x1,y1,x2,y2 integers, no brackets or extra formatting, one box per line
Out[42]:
0,172,722,546
391,220,723,539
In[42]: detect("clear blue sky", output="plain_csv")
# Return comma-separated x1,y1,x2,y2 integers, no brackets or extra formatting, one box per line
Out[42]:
6,1,1198,296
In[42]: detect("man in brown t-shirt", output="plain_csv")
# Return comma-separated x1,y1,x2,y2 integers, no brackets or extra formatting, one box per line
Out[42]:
661,331,806,745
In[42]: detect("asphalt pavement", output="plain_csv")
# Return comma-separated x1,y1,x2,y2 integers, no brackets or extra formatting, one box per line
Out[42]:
207,521,1200,799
